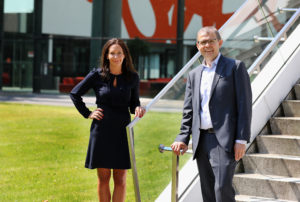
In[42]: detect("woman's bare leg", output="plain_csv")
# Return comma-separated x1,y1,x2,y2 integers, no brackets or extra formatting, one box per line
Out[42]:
97,168,112,202
112,169,127,202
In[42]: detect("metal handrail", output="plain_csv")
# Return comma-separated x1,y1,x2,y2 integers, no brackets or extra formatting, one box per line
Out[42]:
279,8,299,12
253,36,286,42
248,8,300,76
158,144,193,154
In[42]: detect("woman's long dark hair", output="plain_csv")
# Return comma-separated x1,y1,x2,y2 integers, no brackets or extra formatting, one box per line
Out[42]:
100,38,136,81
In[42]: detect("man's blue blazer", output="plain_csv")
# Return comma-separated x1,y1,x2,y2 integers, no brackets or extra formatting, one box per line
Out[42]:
175,55,252,159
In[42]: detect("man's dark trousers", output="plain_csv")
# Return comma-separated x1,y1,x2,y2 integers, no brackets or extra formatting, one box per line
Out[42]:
196,131,237,202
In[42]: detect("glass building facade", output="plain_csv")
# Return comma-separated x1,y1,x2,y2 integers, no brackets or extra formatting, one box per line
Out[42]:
1,0,244,95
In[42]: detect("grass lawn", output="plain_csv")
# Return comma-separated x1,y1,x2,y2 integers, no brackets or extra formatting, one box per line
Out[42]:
0,103,189,201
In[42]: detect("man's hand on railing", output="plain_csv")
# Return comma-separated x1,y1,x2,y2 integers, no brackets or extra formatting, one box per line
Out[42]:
171,142,188,156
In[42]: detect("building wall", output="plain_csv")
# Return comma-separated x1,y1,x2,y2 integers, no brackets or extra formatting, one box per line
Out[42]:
2,0,245,92
42,0,92,37
121,0,244,44
40,0,244,41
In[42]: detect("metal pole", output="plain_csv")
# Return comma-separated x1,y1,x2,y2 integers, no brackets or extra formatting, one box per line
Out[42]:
158,144,193,201
126,126,141,202
0,0,4,91
171,153,179,202
90,0,122,69
33,0,43,93
103,0,122,38
48,35,53,63
89,0,104,69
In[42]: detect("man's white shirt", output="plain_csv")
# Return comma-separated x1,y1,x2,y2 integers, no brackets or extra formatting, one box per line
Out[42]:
199,53,246,145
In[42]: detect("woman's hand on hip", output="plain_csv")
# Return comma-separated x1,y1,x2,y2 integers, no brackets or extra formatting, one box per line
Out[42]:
135,106,146,118
89,108,104,120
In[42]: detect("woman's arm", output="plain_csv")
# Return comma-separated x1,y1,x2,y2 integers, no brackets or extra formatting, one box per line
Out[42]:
129,73,141,114
70,71,96,118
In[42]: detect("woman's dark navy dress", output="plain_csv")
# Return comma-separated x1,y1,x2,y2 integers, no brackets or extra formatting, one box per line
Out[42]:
70,69,141,169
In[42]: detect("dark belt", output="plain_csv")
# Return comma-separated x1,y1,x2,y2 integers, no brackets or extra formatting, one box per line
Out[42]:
200,128,215,133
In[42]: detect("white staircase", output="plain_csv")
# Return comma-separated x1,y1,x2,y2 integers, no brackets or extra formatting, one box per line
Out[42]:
234,81,300,202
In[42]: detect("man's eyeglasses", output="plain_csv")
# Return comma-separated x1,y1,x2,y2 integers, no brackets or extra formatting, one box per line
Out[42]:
197,38,217,46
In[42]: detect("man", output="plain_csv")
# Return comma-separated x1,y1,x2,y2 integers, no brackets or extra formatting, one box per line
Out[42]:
171,26,252,202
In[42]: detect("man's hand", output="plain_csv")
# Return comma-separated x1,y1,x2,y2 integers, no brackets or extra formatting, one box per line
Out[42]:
171,142,188,156
234,143,246,161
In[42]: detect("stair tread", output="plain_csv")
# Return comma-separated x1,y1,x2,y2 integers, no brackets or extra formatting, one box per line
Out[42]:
235,194,297,202
234,173,300,183
260,135,300,139
271,117,300,120
283,100,300,102
246,153,300,160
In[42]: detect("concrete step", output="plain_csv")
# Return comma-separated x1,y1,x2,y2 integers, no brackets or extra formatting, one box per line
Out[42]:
295,84,300,100
270,117,300,135
256,135,300,156
233,174,300,201
282,100,300,117
243,153,300,177
235,194,297,202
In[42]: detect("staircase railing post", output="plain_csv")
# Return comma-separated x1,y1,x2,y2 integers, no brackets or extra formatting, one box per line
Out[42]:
126,126,141,202
171,153,179,202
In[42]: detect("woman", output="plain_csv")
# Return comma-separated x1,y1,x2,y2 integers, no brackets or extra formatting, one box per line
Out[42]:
70,38,145,202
